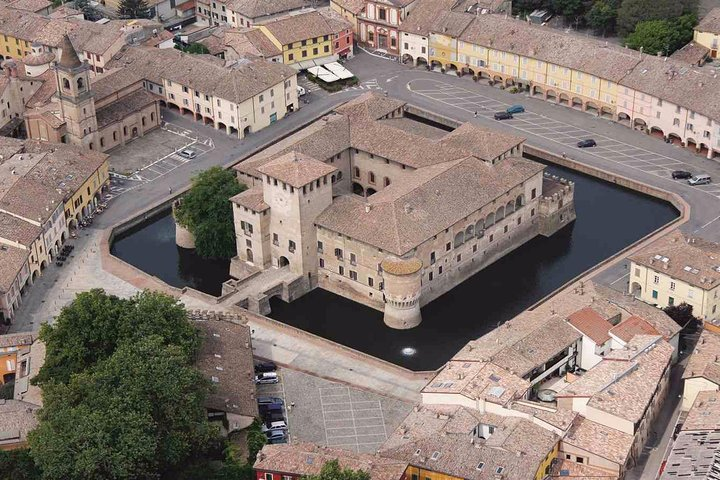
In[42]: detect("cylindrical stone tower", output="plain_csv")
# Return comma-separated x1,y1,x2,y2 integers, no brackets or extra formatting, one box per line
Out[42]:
381,257,423,329
172,201,196,249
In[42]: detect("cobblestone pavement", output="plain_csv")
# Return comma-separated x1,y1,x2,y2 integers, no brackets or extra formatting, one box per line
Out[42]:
257,368,413,453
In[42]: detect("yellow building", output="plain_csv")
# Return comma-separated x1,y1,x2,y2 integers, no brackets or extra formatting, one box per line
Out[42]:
63,159,110,228
258,11,337,67
0,34,32,60
694,8,720,58
628,231,720,323
330,0,364,33
681,328,720,410
427,13,472,72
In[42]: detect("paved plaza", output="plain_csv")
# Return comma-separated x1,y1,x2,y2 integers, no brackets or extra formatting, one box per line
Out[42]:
106,123,215,197
256,369,413,453
409,78,720,200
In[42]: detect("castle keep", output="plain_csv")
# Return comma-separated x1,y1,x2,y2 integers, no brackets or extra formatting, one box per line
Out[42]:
228,93,575,328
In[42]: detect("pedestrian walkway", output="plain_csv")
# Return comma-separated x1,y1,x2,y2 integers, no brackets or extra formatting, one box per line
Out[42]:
9,229,139,333
298,76,322,93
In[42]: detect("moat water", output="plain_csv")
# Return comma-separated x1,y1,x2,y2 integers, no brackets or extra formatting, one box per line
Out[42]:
111,161,678,370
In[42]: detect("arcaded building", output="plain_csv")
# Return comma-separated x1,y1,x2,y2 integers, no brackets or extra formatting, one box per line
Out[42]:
230,93,575,328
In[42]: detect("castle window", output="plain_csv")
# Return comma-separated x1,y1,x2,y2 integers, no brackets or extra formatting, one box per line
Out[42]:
353,167,360,178
350,253,356,265
77,77,85,90
288,240,296,253
142,117,146,126
350,270,357,281
317,241,323,253
368,277,374,287
368,172,375,184
100,137,104,148
62,78,70,90
273,233,279,245
430,251,436,264
113,131,117,141
334,248,343,260
319,258,325,268
384,177,390,187
339,266,344,275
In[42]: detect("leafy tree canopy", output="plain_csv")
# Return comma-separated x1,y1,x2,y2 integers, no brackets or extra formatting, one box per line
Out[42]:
617,0,696,36
73,0,102,21
624,14,698,56
664,302,698,327
176,43,211,54
34,289,199,386
302,460,371,480
0,449,41,480
174,167,246,259
552,0,584,21
117,0,152,19
586,0,617,35
28,336,218,480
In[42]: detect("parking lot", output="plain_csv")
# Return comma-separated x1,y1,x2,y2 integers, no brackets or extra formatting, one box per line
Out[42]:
255,368,413,453
106,122,215,197
409,78,720,199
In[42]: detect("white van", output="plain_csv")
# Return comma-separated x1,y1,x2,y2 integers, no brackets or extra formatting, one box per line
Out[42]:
255,372,279,384
297,85,307,96
688,174,711,186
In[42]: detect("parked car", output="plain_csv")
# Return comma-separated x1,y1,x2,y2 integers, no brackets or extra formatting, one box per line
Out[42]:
297,85,307,96
263,411,285,423
254,372,279,384
671,170,692,179
178,148,197,159
266,430,288,443
259,402,284,415
688,174,711,186
255,361,277,373
261,421,288,433
506,104,525,114
577,139,597,148
494,111,513,120
257,396,284,405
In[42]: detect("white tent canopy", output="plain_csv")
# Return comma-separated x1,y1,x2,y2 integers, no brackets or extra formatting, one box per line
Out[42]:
323,62,354,80
307,66,340,83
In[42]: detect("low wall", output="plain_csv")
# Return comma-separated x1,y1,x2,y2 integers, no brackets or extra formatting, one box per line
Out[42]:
523,144,689,311
404,104,460,129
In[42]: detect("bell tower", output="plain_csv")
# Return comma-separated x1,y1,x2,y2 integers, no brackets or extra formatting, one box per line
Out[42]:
55,35,98,150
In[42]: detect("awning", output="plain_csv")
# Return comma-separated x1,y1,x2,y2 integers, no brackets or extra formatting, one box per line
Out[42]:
323,62,354,79
307,66,340,83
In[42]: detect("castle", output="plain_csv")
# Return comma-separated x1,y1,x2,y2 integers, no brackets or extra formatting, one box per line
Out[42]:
227,93,575,328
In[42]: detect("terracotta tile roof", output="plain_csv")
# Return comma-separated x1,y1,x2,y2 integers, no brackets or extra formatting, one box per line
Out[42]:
567,307,612,344
254,443,408,480
257,151,337,188
660,429,720,479
335,92,406,120
683,328,720,385
399,0,458,36
439,122,525,162
0,138,108,223
258,10,338,46
430,10,474,38
110,46,296,105
92,67,145,103
629,230,720,291
0,244,29,292
47,5,81,18
682,390,720,432
0,332,33,348
201,27,282,59
317,155,542,256
225,0,311,20
422,360,530,406
697,7,720,34
609,315,659,343
193,316,258,419
562,416,633,467
559,336,674,423
0,399,39,447
379,414,558,480
0,211,41,247
330,0,365,15
230,186,269,212
96,89,156,129
508,400,578,432
459,14,642,83
4,0,50,13
670,42,710,66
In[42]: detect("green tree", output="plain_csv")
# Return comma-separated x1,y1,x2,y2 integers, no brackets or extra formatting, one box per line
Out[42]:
552,0,586,23
28,336,218,480
174,167,246,259
624,14,697,55
586,0,617,35
187,43,210,54
34,289,199,385
616,0,696,36
73,0,101,21
117,0,152,19
0,449,41,480
664,302,698,327
302,460,371,480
